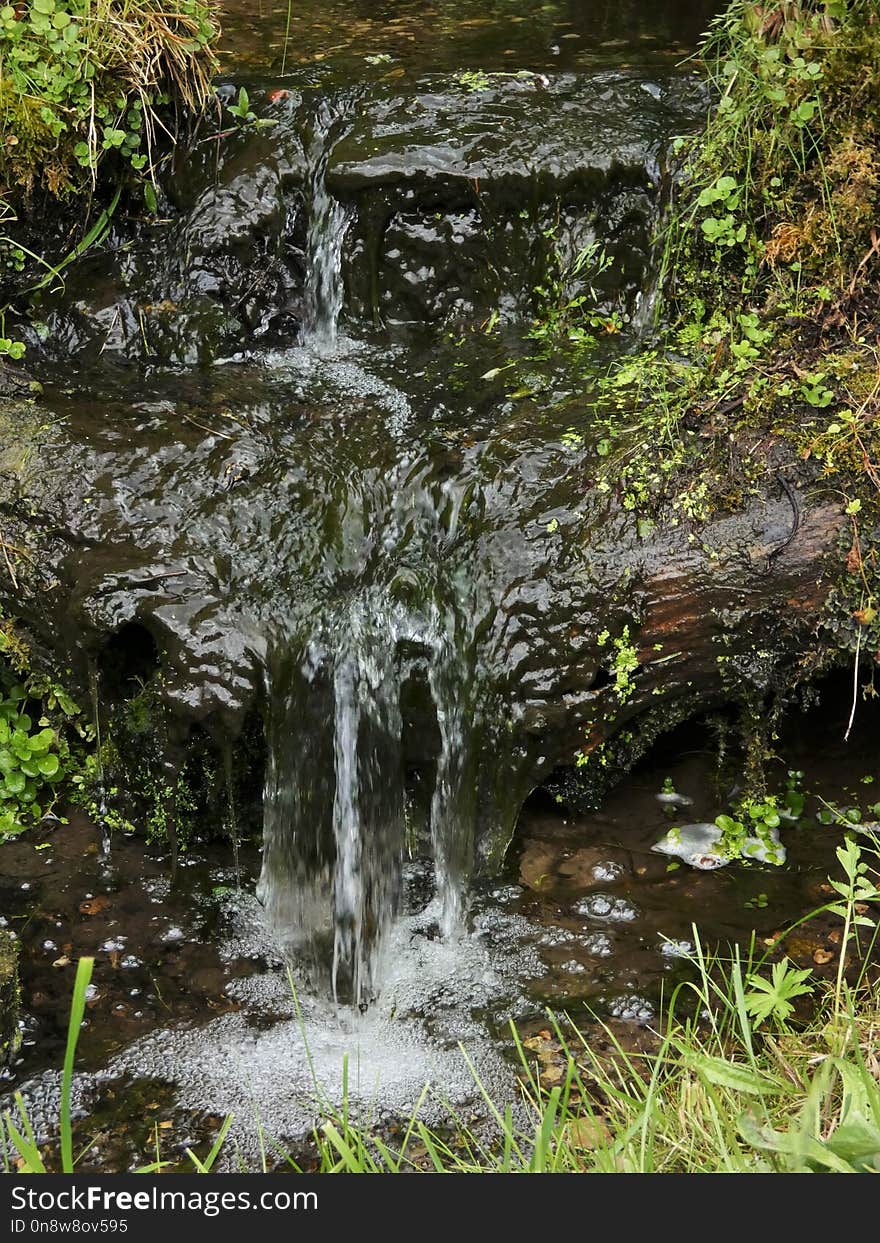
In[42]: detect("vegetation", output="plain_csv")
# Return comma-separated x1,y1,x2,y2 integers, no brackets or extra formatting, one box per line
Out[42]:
0,0,218,200
591,1,879,619
0,0,220,358
2,0,880,1181
0,611,89,840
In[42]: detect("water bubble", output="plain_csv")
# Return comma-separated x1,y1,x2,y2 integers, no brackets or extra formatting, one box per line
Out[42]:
591,861,624,883
574,894,638,922
581,932,614,957
609,994,654,1023
660,938,693,959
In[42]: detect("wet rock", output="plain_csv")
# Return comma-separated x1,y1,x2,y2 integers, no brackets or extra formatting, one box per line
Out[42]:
652,823,727,870
652,821,787,870
328,73,701,192
655,790,693,808
21,68,704,364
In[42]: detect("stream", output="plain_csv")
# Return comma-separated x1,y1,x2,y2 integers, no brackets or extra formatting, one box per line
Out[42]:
2,0,876,1171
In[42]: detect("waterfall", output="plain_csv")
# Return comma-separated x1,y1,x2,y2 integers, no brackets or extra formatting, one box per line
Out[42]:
302,100,351,347
258,597,478,1008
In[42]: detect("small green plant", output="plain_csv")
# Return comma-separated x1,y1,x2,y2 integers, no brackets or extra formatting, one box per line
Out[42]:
743,957,814,1027
214,85,278,131
0,336,24,360
0,682,64,835
530,236,620,344
826,836,880,1014
782,769,806,820
596,624,639,704
799,371,836,408
225,86,253,121
454,69,544,93
0,615,90,841
714,772,808,865
697,174,746,249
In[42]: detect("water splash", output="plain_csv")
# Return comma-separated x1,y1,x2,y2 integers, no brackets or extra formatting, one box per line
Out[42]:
302,100,352,347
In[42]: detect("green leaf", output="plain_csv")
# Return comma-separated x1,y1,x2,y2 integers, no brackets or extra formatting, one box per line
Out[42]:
30,728,54,755
744,959,814,1026
37,754,60,778
684,1052,787,1096
738,1115,854,1173
3,771,26,796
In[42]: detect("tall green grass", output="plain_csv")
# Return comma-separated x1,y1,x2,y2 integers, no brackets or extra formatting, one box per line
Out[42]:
3,955,93,1173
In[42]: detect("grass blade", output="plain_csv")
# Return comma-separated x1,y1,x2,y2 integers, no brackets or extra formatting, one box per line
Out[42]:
60,956,94,1174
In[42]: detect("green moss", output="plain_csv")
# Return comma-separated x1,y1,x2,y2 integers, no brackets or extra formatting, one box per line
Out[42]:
1,1,220,361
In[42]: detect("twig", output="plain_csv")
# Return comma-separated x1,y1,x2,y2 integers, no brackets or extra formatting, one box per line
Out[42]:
844,625,862,743
0,530,19,589
766,473,801,569
179,411,235,440
846,227,880,298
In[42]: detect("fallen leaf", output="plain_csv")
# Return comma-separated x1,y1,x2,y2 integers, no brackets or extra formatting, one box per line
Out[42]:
52,955,70,968
79,896,109,916
567,1117,611,1150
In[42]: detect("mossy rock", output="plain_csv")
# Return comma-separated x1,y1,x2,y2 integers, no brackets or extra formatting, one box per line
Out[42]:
0,929,21,1067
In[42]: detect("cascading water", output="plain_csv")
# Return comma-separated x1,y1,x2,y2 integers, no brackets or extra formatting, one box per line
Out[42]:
258,594,480,1007
302,100,352,347
178,68,701,1014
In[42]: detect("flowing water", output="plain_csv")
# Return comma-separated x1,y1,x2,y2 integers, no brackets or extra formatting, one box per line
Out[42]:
302,100,354,345
7,0,873,1171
